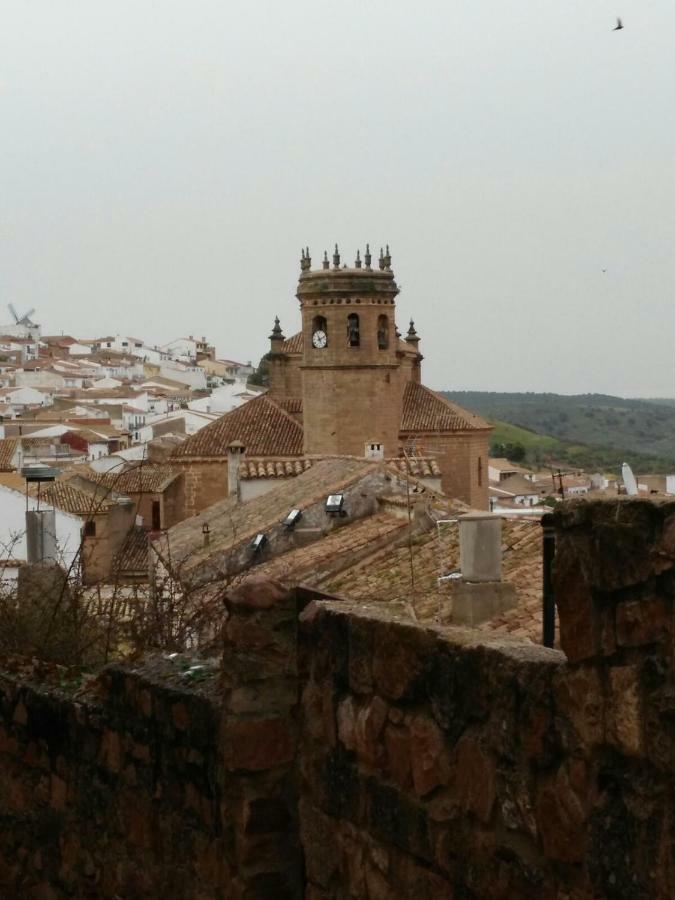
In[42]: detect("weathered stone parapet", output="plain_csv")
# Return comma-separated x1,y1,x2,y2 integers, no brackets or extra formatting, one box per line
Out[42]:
0,655,226,898
553,498,675,665
298,600,567,897
221,577,304,899
299,585,675,898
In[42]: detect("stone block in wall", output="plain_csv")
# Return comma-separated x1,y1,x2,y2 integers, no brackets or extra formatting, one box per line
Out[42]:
371,619,434,702
615,595,671,648
606,665,643,756
554,664,605,755
535,759,589,863
223,718,296,772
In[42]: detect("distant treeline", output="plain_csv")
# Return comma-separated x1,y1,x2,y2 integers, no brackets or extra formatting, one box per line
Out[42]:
443,391,675,474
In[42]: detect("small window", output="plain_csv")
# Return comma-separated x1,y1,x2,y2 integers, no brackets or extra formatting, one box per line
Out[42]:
478,457,483,487
377,314,389,350
122,341,128,347
347,313,360,347
152,500,161,530
83,520,96,537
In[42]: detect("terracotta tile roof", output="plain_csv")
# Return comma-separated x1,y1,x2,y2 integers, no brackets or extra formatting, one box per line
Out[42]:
323,516,546,644
0,438,18,472
478,520,551,643
250,514,408,585
276,398,303,415
172,395,303,459
155,457,378,576
240,458,313,479
279,332,303,354
387,457,441,478
113,526,149,575
400,382,490,433
98,464,180,494
32,481,118,517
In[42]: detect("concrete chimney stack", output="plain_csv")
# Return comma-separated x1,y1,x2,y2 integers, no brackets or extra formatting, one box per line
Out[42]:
227,441,246,502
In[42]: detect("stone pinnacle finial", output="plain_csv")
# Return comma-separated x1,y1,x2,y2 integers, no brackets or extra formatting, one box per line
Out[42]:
322,250,329,270
364,243,372,270
355,249,362,269
305,246,311,270
270,316,284,341
333,244,340,269
384,244,392,271
379,247,385,271
406,318,419,343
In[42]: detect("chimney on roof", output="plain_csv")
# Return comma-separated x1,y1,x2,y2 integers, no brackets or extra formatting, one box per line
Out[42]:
227,441,246,502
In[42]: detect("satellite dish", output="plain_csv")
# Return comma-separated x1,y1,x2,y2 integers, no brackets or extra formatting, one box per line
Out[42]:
622,462,638,496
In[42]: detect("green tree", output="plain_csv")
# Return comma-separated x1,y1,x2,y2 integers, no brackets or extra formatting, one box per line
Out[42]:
247,354,270,387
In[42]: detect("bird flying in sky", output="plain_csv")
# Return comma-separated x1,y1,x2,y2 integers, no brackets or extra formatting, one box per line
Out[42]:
613,17,623,31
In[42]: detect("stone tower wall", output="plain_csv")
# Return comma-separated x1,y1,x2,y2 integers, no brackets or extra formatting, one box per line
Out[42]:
267,352,303,401
298,263,404,457
302,366,403,457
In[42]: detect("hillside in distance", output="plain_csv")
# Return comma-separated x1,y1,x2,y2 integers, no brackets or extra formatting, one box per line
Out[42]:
442,392,675,473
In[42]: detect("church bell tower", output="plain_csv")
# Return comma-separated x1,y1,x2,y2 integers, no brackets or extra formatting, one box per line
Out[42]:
297,244,402,457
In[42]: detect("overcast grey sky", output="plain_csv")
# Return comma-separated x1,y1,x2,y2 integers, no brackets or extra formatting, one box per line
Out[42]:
3,1,675,395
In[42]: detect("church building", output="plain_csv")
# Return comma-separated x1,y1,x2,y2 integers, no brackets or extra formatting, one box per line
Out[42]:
172,245,491,515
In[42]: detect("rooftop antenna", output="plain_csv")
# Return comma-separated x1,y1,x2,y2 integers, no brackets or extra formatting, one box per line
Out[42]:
622,462,638,496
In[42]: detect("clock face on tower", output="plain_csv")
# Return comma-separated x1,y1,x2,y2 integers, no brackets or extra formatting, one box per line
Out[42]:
312,329,327,349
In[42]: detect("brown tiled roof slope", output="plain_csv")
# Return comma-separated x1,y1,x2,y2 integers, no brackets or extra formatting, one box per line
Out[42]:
239,455,441,481
98,464,180,494
172,395,303,459
0,439,18,472
478,521,551,642
114,526,149,575
155,457,378,573
240,458,313,479
33,482,117,517
387,457,441,477
280,332,303,354
276,398,303,415
400,382,490,432
323,517,545,643
250,513,408,585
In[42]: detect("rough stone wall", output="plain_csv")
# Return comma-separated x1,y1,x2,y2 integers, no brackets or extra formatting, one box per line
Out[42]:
173,458,229,519
0,579,303,900
0,659,225,898
80,503,136,584
162,476,185,530
298,498,675,898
